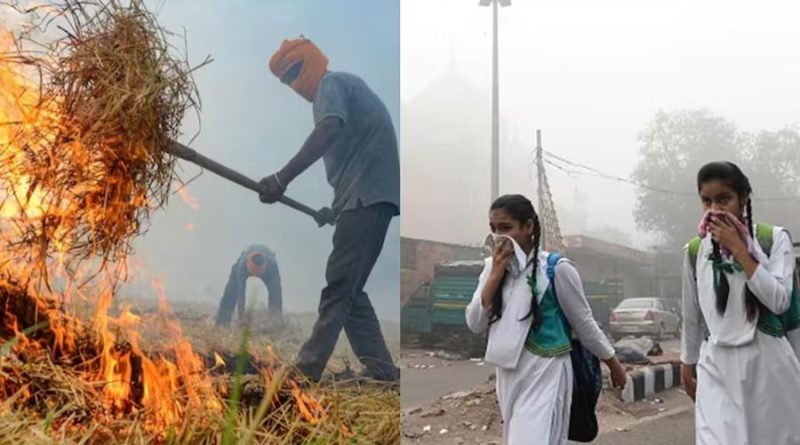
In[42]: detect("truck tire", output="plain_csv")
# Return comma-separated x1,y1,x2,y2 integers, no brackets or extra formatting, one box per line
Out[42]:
420,334,436,349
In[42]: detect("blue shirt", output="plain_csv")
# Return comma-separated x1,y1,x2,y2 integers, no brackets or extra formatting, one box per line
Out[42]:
313,71,400,215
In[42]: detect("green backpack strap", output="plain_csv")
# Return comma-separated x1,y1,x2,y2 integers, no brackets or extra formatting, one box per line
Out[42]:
688,236,702,278
750,223,800,335
755,222,774,255
686,237,708,338
687,222,782,337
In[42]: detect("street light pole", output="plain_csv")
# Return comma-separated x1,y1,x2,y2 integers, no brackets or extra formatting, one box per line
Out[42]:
480,0,510,203
491,0,499,203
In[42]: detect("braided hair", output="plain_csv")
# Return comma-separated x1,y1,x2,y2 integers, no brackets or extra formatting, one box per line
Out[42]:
487,195,545,330
697,161,761,321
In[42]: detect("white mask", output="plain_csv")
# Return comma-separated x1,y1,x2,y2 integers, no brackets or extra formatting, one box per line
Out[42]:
482,233,530,277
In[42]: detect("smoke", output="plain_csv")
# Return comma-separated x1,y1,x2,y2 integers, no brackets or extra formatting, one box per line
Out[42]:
118,0,400,322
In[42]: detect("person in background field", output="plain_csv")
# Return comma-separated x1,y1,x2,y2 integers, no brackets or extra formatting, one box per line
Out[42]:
215,244,282,327
465,194,627,445
258,36,400,383
681,161,800,445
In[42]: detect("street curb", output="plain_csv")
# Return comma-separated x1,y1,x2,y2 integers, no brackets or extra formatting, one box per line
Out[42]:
594,403,694,439
620,362,681,402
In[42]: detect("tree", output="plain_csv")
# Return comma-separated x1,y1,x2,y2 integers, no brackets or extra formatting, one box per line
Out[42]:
633,109,800,249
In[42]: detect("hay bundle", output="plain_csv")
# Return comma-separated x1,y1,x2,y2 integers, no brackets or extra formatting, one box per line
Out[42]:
0,0,210,272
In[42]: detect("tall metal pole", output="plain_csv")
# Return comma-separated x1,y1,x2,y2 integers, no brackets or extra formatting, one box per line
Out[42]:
536,129,544,248
491,0,499,203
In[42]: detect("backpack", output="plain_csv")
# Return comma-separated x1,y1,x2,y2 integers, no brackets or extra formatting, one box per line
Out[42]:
547,252,603,443
687,222,800,337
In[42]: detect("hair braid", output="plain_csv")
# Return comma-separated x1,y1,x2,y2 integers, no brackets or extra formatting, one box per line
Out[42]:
712,240,730,315
487,194,541,326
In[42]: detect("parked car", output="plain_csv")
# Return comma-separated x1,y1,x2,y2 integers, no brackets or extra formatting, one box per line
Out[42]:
661,298,682,325
609,297,681,341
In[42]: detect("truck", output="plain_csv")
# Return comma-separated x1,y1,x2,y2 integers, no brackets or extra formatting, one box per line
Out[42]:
401,260,487,357
401,260,622,357
581,279,624,329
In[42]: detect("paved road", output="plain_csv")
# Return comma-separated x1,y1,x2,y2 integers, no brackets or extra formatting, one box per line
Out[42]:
401,338,681,409
401,359,493,408
590,408,695,445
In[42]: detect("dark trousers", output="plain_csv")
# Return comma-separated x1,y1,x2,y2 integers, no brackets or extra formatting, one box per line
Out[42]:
295,202,398,381
215,262,282,326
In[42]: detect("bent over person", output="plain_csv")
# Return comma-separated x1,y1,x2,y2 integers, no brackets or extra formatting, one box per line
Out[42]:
215,244,282,327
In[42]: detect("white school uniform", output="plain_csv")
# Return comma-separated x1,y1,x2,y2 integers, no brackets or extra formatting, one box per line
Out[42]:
681,226,800,445
465,250,614,445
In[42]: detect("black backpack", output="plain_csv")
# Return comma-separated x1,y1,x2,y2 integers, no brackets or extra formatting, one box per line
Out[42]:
547,252,603,442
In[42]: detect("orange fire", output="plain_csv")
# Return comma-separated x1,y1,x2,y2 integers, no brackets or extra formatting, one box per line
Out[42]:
0,21,332,440
0,24,223,431
176,186,200,211
290,380,326,425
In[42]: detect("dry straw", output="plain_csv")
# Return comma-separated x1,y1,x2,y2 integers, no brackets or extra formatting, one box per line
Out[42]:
0,2,400,443
0,0,210,276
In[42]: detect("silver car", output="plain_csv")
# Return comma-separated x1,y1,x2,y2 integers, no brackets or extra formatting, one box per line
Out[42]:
609,297,681,341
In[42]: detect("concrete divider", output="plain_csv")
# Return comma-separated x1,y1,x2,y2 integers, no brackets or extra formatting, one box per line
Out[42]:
620,362,682,402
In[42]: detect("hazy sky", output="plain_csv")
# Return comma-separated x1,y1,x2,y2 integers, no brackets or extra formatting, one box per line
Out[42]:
122,0,400,320
5,0,800,318
400,0,800,248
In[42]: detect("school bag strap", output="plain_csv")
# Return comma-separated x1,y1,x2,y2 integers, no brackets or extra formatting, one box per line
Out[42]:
686,222,800,336
756,222,774,253
547,251,562,283
687,236,701,275
545,251,602,442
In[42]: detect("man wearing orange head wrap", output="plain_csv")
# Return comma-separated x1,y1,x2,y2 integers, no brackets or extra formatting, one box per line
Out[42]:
259,36,400,383
215,245,282,327
268,37,329,103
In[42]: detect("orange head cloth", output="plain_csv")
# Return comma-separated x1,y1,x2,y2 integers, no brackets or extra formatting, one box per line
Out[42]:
269,37,329,102
246,252,268,277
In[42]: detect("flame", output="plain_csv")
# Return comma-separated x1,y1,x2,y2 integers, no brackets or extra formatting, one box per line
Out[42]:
0,26,211,429
0,32,51,225
213,351,226,368
176,186,199,211
0,21,335,440
260,345,327,425
290,380,325,424
95,296,134,410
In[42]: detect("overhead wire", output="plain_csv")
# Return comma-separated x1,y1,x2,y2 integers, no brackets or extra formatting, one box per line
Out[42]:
536,149,800,202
